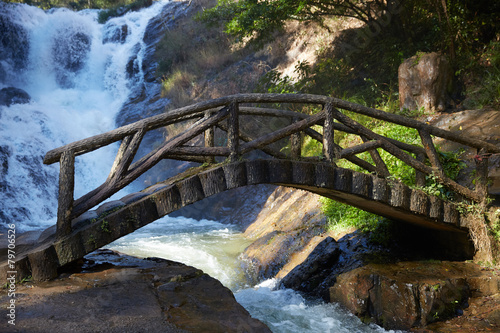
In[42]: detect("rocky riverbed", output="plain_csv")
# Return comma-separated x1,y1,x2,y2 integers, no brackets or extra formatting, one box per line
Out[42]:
0,249,270,333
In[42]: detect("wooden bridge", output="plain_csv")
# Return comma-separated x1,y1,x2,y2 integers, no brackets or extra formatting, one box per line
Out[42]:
2,93,499,281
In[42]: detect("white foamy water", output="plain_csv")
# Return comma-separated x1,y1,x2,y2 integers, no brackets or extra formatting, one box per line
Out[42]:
106,216,404,333
0,1,172,231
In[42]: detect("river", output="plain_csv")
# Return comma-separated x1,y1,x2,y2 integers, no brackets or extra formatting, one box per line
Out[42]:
0,1,400,331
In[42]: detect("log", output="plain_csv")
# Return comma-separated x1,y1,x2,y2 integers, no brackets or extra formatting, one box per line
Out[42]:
107,127,145,182
72,108,230,218
57,150,75,238
290,117,302,159
339,140,381,158
331,106,481,201
228,102,240,162
323,103,340,163
168,146,230,156
304,127,379,174
361,136,390,178
45,93,499,165
43,94,328,165
216,123,287,159
204,110,216,164
419,129,444,176
240,111,325,155
330,96,500,153
415,153,427,187
475,148,489,200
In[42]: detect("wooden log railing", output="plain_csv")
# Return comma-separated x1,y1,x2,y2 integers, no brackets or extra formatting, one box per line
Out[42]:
44,93,500,239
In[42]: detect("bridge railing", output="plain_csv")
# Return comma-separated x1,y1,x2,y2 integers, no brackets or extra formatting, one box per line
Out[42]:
44,93,500,239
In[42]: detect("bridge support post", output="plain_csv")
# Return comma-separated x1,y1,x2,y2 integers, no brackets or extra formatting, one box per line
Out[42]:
415,152,427,187
475,148,489,202
323,103,340,164
228,102,240,162
204,110,216,164
291,117,302,159
57,150,75,239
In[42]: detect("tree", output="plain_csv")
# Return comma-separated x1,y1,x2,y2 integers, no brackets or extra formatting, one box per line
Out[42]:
199,0,402,42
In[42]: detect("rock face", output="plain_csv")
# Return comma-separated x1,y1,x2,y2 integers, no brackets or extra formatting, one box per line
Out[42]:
399,52,452,112
0,250,270,333
240,187,330,283
0,87,31,106
329,261,500,330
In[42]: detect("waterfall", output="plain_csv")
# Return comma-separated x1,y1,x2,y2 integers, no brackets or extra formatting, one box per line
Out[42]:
0,1,172,232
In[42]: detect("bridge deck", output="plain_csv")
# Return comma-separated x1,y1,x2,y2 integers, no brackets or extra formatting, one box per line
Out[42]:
0,160,472,282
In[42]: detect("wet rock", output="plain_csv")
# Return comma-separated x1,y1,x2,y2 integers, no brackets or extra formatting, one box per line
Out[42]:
0,63,6,84
240,187,330,283
280,237,341,292
329,261,500,330
0,87,31,106
103,23,129,44
0,250,270,332
399,52,452,112
0,145,11,180
0,3,30,72
52,30,91,88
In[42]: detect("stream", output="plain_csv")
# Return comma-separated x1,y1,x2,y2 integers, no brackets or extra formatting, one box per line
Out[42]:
106,216,400,333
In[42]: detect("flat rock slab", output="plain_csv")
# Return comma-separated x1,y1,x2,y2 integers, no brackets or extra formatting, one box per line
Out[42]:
0,250,270,333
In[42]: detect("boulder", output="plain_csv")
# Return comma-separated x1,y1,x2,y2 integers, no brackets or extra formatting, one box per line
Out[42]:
399,52,452,112
329,261,500,330
0,87,31,106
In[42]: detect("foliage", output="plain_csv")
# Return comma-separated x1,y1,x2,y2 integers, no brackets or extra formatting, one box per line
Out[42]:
97,0,152,23
199,0,393,43
2,0,147,12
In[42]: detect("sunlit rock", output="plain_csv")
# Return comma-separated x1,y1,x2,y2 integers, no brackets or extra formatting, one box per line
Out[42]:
399,52,452,112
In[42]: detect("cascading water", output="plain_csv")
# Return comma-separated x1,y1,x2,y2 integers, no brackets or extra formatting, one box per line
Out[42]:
1,2,402,332
0,1,171,231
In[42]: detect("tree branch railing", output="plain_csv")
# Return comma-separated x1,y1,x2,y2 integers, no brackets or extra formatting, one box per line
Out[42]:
44,93,500,239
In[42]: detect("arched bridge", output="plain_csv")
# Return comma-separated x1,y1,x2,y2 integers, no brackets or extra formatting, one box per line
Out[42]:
2,93,499,281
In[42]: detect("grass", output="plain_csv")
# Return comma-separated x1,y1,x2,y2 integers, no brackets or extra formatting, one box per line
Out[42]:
154,1,244,108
